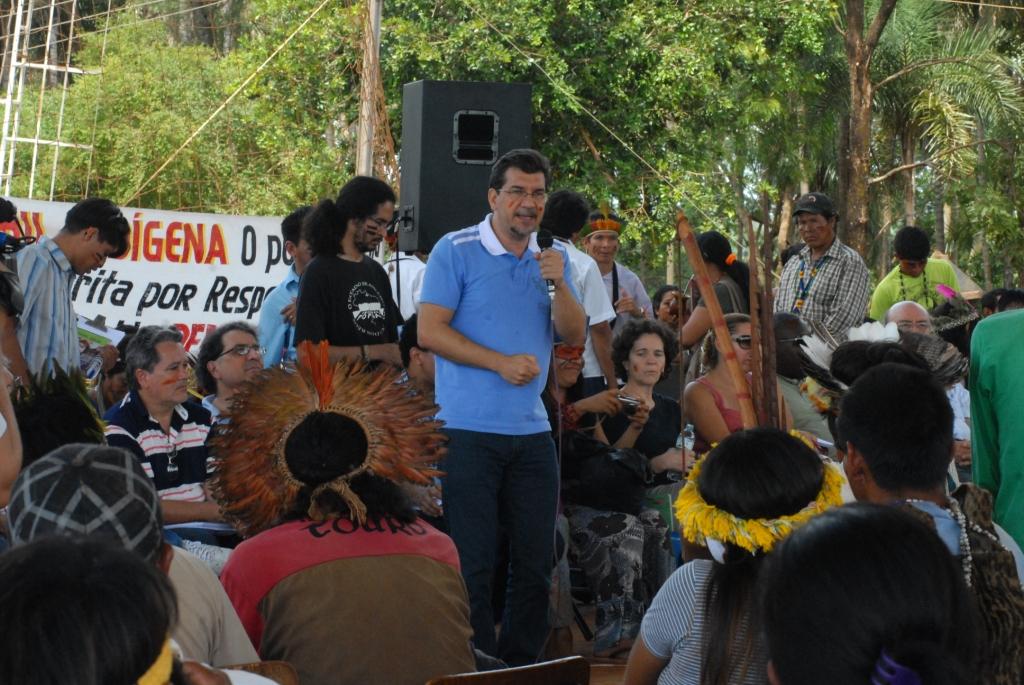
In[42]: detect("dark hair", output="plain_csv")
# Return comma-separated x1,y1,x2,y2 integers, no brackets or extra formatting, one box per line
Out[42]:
125,326,183,392
996,288,1024,312
281,205,311,245
981,288,1006,312
283,411,416,523
892,225,931,262
697,428,825,685
611,317,678,380
779,242,804,266
701,313,751,369
837,364,952,491
0,536,177,685
828,340,929,387
105,324,139,377
63,198,130,258
13,368,106,467
399,314,420,369
652,284,680,310
540,190,590,240
195,321,258,394
761,504,976,685
488,148,550,191
303,176,396,257
697,231,751,298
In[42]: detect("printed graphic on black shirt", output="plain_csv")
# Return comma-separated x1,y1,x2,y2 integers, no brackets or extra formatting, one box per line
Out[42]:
348,281,387,337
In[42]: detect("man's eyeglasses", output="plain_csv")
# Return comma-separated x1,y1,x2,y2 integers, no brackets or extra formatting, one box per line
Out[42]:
217,344,265,360
732,335,753,350
499,187,547,204
364,216,396,232
895,320,933,334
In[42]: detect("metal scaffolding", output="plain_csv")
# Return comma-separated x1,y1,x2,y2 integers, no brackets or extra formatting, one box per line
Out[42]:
1,0,93,199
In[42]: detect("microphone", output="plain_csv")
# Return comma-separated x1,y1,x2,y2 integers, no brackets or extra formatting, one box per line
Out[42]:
536,229,556,301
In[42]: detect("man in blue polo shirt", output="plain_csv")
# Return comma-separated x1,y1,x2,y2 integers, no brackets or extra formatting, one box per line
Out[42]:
104,326,222,526
259,205,312,367
419,148,586,665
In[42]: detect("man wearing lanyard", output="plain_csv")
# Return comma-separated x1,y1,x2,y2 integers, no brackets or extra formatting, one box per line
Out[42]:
774,192,870,341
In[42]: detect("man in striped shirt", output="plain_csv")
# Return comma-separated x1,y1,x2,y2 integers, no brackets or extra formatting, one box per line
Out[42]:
104,326,222,525
774,192,870,341
16,198,130,376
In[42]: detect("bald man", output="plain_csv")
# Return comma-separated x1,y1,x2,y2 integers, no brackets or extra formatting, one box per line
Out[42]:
885,300,933,335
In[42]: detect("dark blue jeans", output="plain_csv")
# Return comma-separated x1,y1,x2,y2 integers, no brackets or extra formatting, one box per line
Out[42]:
441,429,559,666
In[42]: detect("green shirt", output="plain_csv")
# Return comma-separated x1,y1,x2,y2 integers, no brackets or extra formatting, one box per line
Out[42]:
869,258,959,321
971,308,1024,548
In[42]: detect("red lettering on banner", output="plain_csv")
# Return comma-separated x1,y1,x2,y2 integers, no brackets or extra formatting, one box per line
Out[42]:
206,225,227,264
173,322,217,351
123,213,228,265
143,221,163,261
13,211,45,237
183,223,203,262
165,222,183,262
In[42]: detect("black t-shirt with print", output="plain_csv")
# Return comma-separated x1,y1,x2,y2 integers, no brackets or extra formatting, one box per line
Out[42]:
294,254,402,348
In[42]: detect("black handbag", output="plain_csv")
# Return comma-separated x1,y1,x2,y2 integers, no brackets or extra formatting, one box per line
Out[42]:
560,430,652,515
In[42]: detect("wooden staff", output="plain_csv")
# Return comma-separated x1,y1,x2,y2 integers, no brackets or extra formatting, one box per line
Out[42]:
760,220,780,428
675,236,687,436
747,222,781,428
675,211,756,428
747,222,765,425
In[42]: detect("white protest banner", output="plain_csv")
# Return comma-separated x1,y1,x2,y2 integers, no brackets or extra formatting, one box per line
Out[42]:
3,198,289,351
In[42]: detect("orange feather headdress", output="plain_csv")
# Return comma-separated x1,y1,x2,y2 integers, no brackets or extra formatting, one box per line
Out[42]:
209,341,444,536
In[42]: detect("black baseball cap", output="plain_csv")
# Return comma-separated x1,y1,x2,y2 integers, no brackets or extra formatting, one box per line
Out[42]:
793,192,836,217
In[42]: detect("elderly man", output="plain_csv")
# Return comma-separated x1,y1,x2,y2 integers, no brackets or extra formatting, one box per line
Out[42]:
885,300,934,335
104,326,221,525
6,444,258,667
197,322,264,422
774,192,870,341
419,148,585,665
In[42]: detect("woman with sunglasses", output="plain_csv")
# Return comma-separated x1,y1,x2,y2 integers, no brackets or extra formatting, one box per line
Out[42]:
542,340,673,659
684,314,791,454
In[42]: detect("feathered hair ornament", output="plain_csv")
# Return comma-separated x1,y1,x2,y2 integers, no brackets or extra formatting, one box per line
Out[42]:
929,286,979,333
209,341,444,536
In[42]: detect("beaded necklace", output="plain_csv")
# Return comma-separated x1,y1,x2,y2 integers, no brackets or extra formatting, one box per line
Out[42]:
897,266,933,309
791,255,828,313
904,497,1004,587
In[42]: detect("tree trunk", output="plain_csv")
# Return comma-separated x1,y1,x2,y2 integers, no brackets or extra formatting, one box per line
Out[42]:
901,128,916,225
879,191,893,274
981,238,992,290
777,190,794,253
843,0,899,256
934,177,945,253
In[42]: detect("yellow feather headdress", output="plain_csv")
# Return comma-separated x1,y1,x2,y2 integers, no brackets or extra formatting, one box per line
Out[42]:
675,440,843,556
209,341,444,536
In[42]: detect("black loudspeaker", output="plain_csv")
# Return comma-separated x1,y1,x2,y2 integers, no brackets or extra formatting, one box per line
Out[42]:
398,80,532,253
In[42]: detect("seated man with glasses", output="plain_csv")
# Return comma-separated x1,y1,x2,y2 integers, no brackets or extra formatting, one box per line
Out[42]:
885,300,935,335
196,321,264,422
294,176,403,368
104,326,223,527
870,225,959,321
